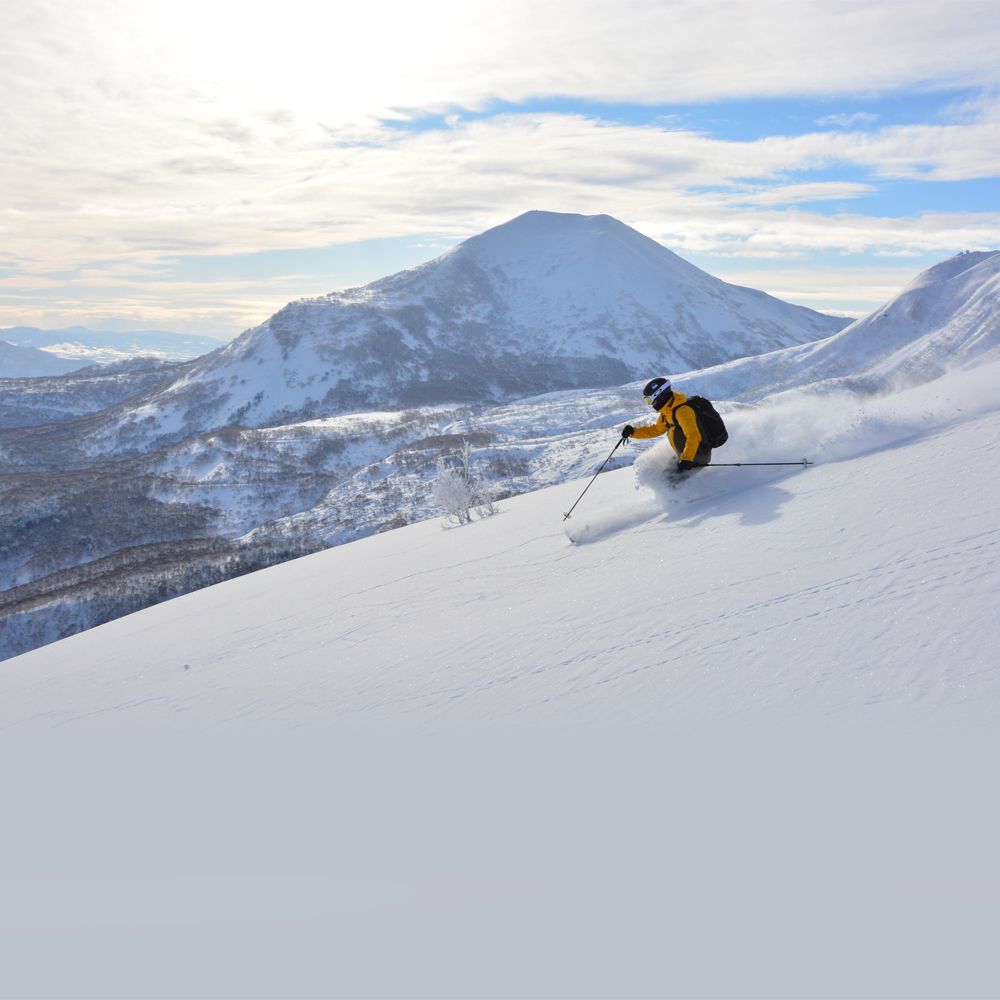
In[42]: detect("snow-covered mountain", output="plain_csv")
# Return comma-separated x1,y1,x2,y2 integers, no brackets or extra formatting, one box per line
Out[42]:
663,250,1000,401
97,212,847,453
2,354,998,999
837,249,1000,380
0,340,84,378
71,356,177,376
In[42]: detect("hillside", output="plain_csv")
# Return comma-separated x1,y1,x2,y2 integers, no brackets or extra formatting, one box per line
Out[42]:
0,359,183,428
2,357,998,998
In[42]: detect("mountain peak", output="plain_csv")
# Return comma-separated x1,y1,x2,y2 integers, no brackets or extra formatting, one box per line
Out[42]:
490,209,624,232
466,209,661,256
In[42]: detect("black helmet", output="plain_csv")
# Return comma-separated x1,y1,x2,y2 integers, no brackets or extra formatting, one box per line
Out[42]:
642,377,672,407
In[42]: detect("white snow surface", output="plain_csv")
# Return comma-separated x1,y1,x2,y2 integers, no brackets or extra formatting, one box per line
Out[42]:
2,356,1000,997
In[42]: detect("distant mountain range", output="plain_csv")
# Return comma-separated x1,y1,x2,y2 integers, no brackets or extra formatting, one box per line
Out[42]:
1,326,228,367
0,340,84,378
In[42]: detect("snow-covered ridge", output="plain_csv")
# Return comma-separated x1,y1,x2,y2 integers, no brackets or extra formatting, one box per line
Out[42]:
646,250,1000,401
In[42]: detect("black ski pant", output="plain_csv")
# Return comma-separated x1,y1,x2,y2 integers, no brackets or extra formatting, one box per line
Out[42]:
690,444,713,469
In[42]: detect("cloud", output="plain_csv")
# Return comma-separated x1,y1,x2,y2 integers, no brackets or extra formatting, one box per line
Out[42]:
0,271,317,336
644,208,1000,259
3,102,999,271
3,0,1000,332
731,182,877,206
3,108,998,259
817,112,880,129
38,0,997,112
6,1,1000,137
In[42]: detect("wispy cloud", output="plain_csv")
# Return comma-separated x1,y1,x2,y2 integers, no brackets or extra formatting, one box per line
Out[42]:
731,182,877,206
6,110,998,266
817,112,880,129
2,0,1000,332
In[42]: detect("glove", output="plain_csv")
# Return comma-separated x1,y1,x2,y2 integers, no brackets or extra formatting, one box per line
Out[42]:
621,425,635,439
676,459,695,472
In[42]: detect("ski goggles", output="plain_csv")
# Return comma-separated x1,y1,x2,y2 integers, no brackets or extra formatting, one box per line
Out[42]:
644,390,672,406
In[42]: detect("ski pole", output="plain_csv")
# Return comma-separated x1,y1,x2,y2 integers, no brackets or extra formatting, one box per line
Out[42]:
704,460,813,467
563,437,625,521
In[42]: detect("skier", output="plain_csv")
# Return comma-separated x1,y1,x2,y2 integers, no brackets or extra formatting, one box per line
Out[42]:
620,377,712,474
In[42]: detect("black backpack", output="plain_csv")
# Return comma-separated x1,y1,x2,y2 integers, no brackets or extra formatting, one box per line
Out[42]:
679,395,728,448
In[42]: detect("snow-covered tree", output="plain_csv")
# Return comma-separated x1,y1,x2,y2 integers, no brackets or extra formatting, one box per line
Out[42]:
431,440,500,526
431,460,476,525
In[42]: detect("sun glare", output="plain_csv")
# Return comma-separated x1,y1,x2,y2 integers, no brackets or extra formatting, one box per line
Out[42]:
140,0,506,125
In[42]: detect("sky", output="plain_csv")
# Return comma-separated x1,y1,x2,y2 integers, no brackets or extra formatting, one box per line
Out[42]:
2,0,1000,340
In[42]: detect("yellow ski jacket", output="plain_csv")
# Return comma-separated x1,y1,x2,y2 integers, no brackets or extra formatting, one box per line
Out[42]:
630,391,703,461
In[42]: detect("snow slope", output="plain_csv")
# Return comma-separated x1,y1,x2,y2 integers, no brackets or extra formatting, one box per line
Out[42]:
2,359,999,998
